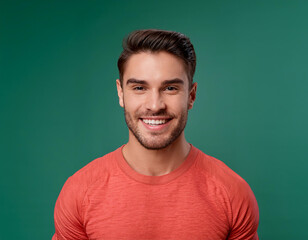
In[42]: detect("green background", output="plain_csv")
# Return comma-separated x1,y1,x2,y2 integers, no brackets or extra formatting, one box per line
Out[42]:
1,0,307,239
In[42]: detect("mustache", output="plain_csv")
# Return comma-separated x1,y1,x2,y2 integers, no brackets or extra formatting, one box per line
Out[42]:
136,110,175,118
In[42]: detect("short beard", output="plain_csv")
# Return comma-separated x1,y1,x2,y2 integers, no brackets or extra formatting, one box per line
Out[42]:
124,108,188,150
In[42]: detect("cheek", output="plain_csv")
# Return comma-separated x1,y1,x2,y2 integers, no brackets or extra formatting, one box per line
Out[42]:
168,97,189,111
123,94,142,112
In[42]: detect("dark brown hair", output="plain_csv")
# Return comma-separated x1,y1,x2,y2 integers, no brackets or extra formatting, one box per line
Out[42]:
117,29,196,88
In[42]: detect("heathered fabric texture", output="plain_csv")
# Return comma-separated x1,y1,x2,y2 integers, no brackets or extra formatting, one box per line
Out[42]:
53,145,259,240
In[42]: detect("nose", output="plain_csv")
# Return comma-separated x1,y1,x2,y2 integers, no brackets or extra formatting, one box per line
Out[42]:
145,90,166,112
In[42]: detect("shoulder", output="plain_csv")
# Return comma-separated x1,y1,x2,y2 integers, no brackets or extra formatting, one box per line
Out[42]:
65,147,121,191
53,147,122,237
56,146,122,208
193,147,259,238
194,147,253,196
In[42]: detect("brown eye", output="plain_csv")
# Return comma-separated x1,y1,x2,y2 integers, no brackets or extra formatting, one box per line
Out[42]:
166,86,177,91
134,86,145,91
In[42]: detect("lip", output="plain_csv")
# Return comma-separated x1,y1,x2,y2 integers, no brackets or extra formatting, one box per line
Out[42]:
139,118,172,131
140,116,172,120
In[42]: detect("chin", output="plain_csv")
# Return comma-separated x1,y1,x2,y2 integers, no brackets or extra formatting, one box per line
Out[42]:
137,132,182,150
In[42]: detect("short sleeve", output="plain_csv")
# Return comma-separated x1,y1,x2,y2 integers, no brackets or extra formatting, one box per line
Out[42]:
53,176,88,240
228,179,259,240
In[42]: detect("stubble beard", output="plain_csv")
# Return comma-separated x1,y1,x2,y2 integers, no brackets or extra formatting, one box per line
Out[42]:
124,107,188,150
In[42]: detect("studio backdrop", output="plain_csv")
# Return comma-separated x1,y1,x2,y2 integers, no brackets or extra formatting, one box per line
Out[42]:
1,1,307,239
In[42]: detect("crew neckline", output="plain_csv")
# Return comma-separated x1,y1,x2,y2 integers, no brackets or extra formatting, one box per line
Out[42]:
115,144,199,185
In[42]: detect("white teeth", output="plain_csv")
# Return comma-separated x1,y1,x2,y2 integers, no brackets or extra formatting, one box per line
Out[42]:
142,119,167,125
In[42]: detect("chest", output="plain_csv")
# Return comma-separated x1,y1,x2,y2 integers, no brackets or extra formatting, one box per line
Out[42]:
83,177,230,240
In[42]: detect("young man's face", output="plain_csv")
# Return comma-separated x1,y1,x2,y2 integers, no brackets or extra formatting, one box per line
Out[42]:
116,51,197,150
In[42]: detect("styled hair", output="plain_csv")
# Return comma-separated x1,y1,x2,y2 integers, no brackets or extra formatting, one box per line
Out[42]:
117,29,196,88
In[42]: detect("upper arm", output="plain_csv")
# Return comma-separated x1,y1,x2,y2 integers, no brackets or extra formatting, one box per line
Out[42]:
227,180,259,240
53,177,88,240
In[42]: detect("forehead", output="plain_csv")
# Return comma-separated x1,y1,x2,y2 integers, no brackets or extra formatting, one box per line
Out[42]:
123,51,188,85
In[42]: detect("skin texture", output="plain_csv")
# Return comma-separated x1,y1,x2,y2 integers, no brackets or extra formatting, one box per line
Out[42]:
116,51,197,176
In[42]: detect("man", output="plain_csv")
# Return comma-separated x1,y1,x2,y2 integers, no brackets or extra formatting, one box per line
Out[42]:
53,29,259,240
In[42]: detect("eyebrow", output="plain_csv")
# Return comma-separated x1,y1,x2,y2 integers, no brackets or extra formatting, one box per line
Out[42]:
126,78,185,86
126,78,148,86
162,78,184,85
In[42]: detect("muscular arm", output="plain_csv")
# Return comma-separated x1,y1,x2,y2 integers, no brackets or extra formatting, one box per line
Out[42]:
227,179,259,240
52,177,88,240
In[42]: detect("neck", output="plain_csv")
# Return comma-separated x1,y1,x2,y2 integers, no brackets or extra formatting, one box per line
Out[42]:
122,133,191,176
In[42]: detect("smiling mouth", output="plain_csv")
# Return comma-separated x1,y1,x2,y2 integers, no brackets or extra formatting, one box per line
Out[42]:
141,118,171,126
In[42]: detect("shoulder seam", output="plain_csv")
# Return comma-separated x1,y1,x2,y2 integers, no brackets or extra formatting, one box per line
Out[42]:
197,156,234,230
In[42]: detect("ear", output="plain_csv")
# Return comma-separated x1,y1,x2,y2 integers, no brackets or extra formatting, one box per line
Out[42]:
188,82,197,110
116,79,124,108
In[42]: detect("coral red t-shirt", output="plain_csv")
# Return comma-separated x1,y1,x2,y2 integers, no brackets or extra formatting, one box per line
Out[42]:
53,145,259,240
